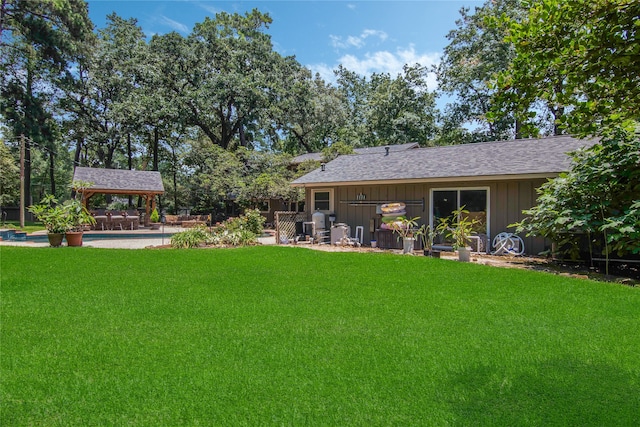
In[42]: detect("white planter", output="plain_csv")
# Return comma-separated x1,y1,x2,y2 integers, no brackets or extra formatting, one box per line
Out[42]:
403,237,415,254
458,246,471,262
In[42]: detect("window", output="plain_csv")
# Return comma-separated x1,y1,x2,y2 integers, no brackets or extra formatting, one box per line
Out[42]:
311,189,333,213
431,188,489,236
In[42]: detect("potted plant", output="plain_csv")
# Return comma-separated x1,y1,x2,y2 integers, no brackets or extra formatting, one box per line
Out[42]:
436,206,480,262
28,195,70,247
390,216,420,254
64,180,97,247
416,224,439,258
149,208,161,230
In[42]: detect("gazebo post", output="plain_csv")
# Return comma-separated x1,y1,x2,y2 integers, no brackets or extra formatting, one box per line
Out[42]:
144,195,151,226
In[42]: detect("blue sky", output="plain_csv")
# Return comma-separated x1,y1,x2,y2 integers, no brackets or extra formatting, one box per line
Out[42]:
86,0,482,91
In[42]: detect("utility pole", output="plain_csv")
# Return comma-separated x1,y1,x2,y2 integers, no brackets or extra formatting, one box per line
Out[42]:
20,134,25,228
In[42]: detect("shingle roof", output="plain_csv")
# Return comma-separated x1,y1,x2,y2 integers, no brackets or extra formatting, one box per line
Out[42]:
291,136,597,186
73,167,164,193
290,142,420,164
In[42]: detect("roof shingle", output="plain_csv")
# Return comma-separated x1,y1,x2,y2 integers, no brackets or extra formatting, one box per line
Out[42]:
290,142,420,164
291,136,597,186
73,167,164,193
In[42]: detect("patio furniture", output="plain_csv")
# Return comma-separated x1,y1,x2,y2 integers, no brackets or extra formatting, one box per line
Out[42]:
110,215,125,230
125,215,140,230
94,215,109,230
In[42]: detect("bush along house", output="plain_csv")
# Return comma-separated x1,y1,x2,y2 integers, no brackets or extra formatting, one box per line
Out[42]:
290,136,597,254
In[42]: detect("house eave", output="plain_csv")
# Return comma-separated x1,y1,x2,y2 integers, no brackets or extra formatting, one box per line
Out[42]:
291,172,559,188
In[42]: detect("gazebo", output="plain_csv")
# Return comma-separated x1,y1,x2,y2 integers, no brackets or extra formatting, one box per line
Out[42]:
73,167,165,225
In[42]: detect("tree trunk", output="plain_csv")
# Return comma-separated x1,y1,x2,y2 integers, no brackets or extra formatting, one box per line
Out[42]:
48,148,55,196
153,127,159,171
73,136,83,167
128,133,132,207
172,147,178,214
239,123,247,147
515,119,523,140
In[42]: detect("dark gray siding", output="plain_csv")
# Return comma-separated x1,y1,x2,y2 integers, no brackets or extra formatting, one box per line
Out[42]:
303,177,550,255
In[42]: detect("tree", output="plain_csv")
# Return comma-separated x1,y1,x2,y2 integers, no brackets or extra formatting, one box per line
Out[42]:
514,129,640,266
272,59,348,154
366,64,437,146
499,0,640,262
235,148,302,206
182,139,246,213
493,0,640,136
0,140,19,209
151,10,284,150
435,0,525,143
1,0,92,206
335,64,438,147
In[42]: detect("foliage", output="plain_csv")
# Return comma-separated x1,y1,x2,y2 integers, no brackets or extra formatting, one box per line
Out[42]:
1,0,93,206
416,224,437,251
436,206,481,250
170,225,212,248
63,180,96,231
210,227,258,246
0,141,19,206
273,63,348,153
218,209,264,236
3,246,640,425
62,198,96,232
321,141,354,162
235,150,302,205
27,195,69,233
390,216,420,240
514,130,640,258
493,0,640,137
183,140,245,212
149,10,284,150
149,208,160,223
335,64,438,147
61,14,148,170
107,199,129,212
240,209,266,235
435,0,527,143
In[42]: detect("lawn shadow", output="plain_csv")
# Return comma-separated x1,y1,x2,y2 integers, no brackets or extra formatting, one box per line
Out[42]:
446,358,639,425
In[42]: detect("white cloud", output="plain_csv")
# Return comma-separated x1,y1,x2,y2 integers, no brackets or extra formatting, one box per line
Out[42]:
157,16,189,33
309,45,440,91
196,2,220,16
330,29,388,49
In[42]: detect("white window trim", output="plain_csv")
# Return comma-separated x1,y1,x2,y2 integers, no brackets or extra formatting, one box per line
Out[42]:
429,187,491,240
311,188,334,214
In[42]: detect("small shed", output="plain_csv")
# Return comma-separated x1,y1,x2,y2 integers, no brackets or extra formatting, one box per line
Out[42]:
73,167,164,225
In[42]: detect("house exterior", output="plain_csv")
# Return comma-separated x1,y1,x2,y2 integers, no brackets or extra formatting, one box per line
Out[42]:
291,136,597,254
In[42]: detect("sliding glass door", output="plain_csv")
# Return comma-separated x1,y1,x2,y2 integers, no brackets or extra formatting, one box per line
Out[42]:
431,188,489,237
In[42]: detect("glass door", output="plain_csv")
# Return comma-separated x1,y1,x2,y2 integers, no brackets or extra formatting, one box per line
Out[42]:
431,188,489,243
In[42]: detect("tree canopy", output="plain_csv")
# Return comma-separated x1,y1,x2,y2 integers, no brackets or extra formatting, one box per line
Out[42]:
504,0,640,260
493,0,640,136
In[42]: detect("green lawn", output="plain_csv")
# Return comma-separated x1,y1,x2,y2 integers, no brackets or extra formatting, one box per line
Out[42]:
1,220,46,234
2,246,639,426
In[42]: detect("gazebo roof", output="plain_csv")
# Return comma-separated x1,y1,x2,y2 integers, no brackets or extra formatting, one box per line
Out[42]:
73,167,164,195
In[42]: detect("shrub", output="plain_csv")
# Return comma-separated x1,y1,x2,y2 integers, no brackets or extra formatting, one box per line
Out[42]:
242,209,266,235
170,226,212,248
150,208,160,223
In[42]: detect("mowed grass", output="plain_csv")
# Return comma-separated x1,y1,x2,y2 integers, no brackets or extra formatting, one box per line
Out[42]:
1,246,639,426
